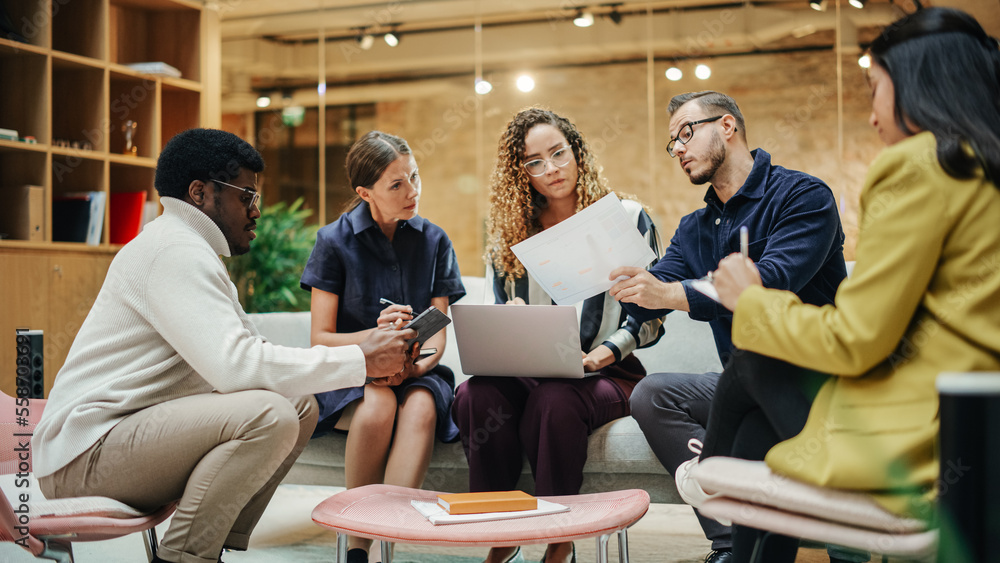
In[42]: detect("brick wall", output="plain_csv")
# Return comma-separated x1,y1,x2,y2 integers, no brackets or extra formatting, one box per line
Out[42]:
325,49,882,274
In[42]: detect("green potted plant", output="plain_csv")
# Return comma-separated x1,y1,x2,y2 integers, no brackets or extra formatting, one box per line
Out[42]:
226,197,318,313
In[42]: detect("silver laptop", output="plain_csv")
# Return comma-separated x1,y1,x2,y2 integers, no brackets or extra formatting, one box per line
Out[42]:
451,304,585,378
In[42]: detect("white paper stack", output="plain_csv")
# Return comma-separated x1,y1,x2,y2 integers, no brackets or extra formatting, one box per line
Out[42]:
410,499,569,525
125,62,182,78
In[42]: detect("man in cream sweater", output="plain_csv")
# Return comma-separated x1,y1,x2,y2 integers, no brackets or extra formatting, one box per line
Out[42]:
33,128,414,563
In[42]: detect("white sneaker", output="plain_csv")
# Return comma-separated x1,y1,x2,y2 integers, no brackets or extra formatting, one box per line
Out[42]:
674,438,722,508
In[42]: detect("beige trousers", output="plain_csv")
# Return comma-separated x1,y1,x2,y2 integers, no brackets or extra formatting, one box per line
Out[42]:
39,390,318,563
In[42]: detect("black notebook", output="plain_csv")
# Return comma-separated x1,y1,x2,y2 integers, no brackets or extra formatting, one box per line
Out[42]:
403,306,451,348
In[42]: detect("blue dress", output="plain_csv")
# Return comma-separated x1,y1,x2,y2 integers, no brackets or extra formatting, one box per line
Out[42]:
300,202,466,442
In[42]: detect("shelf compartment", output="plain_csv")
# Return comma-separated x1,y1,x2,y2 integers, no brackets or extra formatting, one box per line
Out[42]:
51,0,106,60
161,83,200,150
51,154,105,194
110,72,157,159
51,156,106,245
109,0,201,83
110,162,157,244
1,1,50,49
0,46,48,144
0,149,47,187
52,59,106,152
0,150,47,243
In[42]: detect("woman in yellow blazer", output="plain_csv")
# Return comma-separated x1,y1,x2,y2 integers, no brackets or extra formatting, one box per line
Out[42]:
689,7,1000,562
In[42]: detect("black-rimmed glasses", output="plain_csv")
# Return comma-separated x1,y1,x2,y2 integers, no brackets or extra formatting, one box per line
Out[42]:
522,145,574,177
212,179,260,213
666,116,724,157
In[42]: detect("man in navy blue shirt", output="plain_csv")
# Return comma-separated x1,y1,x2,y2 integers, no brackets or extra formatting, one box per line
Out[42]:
610,91,850,563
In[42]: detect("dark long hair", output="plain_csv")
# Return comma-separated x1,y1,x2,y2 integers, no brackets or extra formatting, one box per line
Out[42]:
342,130,412,212
869,7,1000,184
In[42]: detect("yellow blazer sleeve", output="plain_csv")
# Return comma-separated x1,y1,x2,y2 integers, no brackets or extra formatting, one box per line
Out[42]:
732,134,947,376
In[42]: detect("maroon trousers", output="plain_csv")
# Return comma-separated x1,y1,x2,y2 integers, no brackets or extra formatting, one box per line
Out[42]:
451,366,636,496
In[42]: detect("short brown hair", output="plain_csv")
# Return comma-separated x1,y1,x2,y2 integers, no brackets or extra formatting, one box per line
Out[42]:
667,91,747,139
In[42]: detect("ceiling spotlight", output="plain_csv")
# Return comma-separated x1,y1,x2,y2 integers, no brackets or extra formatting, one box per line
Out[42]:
858,54,872,68
255,94,271,108
695,63,712,80
665,66,683,81
516,74,535,92
809,0,825,11
357,32,374,50
848,0,865,8
384,30,400,47
573,10,595,27
475,78,493,95
609,8,623,25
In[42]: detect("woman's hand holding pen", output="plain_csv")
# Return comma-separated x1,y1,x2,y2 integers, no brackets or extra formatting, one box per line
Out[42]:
712,254,762,312
711,226,758,311
377,298,413,329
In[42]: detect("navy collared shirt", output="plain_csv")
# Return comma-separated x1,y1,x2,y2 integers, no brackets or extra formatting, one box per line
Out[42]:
623,149,847,364
300,202,466,333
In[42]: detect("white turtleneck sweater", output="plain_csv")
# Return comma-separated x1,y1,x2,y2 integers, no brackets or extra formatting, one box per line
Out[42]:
33,197,366,478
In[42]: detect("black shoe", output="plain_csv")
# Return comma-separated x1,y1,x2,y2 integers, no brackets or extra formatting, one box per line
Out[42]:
539,544,573,563
347,548,369,563
704,549,733,563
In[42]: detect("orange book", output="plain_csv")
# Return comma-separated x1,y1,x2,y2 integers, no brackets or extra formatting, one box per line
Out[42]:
436,490,537,515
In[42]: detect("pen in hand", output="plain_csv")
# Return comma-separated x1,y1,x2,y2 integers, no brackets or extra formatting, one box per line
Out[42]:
379,298,411,329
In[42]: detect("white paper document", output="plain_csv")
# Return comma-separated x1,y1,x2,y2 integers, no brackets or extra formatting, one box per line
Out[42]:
410,499,570,525
690,279,722,303
511,193,657,305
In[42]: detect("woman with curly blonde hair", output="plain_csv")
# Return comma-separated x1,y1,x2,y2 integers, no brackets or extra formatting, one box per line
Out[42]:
452,108,664,563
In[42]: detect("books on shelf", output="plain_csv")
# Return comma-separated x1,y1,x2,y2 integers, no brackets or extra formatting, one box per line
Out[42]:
124,62,182,79
436,490,537,515
53,191,106,245
110,191,147,245
411,498,570,526
0,185,44,241
0,127,17,141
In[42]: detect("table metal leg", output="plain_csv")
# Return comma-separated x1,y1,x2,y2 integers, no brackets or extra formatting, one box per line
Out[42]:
380,540,393,563
595,534,610,563
336,533,348,563
617,529,630,563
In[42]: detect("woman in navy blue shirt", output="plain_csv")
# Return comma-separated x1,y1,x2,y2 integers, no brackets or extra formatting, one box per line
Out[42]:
300,131,465,563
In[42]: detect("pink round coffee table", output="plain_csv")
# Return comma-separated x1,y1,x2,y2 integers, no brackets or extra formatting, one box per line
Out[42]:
312,484,650,563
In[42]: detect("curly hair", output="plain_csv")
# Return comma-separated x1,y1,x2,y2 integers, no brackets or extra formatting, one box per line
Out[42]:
486,107,616,278
155,128,264,199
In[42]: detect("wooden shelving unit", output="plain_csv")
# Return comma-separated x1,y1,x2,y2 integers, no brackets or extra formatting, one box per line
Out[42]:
0,0,216,397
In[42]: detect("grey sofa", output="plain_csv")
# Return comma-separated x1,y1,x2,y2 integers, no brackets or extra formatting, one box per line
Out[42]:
248,276,722,503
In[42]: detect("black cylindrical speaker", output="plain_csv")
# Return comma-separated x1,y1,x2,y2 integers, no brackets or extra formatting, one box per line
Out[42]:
15,328,44,399
936,372,1000,563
